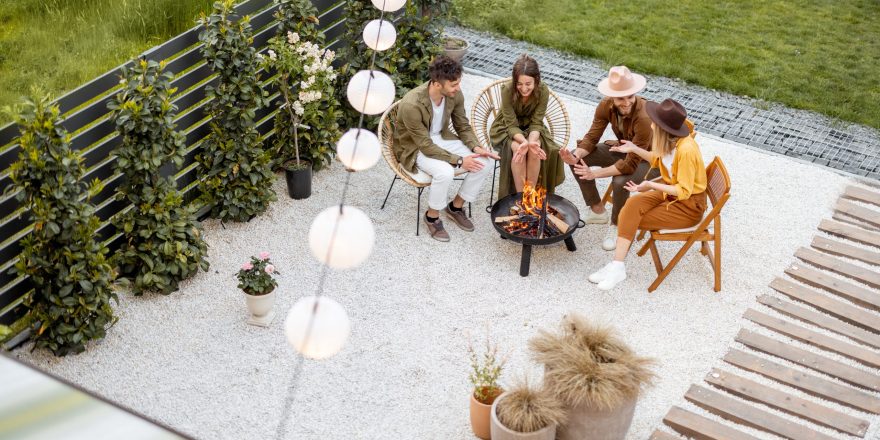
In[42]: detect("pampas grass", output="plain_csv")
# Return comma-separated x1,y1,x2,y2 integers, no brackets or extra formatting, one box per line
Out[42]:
496,378,568,433
528,314,655,410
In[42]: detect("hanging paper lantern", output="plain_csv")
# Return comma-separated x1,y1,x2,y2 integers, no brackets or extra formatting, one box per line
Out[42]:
362,19,397,51
285,296,350,360
337,129,381,171
370,0,406,12
309,205,375,269
346,70,395,115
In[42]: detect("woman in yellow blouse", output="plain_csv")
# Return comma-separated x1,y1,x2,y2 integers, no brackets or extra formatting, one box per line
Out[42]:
588,98,708,290
489,54,564,198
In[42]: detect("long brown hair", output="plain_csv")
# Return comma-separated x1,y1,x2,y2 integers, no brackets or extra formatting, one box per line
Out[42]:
511,54,541,102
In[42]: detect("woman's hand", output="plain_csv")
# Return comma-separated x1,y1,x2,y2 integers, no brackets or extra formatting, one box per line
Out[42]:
512,141,530,164
624,179,653,193
609,140,636,154
527,140,547,160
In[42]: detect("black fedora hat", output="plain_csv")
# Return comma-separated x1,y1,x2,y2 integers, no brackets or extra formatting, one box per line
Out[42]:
645,98,690,137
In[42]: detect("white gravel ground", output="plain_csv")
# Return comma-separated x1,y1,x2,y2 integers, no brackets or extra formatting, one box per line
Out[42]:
12,72,877,439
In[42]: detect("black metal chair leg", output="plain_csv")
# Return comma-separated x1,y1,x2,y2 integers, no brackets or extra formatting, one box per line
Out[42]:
488,161,499,209
381,175,399,209
416,187,423,236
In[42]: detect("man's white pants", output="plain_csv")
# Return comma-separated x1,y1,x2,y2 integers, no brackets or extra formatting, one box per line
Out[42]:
416,136,491,211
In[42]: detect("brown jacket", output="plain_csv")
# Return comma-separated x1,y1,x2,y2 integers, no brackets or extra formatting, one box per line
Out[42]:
393,81,480,173
576,96,652,175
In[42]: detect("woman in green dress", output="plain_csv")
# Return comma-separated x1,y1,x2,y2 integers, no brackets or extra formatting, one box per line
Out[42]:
489,54,565,199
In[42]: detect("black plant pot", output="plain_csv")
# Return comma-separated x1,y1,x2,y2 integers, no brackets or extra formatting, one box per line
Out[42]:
285,161,312,200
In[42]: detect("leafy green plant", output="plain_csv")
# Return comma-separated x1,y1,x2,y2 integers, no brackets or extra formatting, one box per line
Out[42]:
8,93,118,356
107,58,210,295
269,2,342,171
413,0,453,19
390,2,441,96
196,0,276,222
467,331,507,404
235,252,279,295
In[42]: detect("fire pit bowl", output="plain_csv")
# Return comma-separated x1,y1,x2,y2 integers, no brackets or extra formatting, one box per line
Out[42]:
490,192,586,276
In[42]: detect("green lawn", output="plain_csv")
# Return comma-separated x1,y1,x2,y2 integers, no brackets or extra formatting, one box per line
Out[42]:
0,0,214,126
454,0,880,129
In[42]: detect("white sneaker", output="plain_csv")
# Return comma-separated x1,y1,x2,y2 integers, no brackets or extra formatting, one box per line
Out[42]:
602,225,618,251
584,209,609,225
588,262,614,284
597,261,627,290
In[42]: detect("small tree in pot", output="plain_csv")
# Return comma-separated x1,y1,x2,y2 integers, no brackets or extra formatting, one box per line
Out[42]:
236,252,280,327
491,378,568,440
529,314,655,440
468,334,507,440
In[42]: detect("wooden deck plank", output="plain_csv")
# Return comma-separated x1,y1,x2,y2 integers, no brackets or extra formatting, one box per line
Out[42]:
705,368,869,437
663,406,760,440
735,329,880,391
786,263,880,311
758,294,880,350
745,308,880,369
724,348,880,414
685,384,838,440
649,429,681,440
770,277,880,333
795,247,880,290
811,236,880,267
844,185,880,208
819,219,880,249
833,211,880,233
838,198,880,222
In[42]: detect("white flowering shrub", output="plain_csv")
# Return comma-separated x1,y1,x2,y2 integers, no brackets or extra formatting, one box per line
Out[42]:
264,30,341,171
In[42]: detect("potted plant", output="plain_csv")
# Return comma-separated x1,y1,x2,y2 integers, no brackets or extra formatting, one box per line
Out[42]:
235,252,280,327
491,379,567,440
264,30,340,199
528,314,655,440
441,35,469,63
468,334,507,440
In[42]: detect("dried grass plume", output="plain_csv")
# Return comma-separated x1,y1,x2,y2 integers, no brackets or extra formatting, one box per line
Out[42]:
496,378,567,433
528,313,656,410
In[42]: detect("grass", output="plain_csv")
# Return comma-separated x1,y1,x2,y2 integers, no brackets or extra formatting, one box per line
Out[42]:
454,0,880,129
0,0,215,126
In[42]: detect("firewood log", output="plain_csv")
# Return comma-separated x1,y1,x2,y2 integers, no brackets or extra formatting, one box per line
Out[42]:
546,213,569,233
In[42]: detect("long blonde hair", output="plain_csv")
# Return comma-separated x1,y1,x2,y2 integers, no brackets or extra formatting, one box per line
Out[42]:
650,123,678,158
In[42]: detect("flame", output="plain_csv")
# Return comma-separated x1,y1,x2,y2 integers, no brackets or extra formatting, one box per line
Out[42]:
520,181,546,216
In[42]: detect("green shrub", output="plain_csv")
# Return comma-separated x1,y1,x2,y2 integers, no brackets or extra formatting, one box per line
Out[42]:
196,0,276,222
8,93,118,356
271,0,342,171
107,59,210,295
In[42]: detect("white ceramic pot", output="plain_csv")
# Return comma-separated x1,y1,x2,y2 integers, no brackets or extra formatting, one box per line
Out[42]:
244,288,276,327
490,392,557,440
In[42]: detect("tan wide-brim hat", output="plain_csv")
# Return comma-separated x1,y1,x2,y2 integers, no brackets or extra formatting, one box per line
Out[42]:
596,66,646,97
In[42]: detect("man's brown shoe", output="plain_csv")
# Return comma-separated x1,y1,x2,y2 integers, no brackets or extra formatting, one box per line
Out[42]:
425,218,450,242
444,206,474,232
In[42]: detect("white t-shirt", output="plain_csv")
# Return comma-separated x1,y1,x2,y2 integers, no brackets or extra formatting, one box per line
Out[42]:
429,97,445,136
661,149,676,178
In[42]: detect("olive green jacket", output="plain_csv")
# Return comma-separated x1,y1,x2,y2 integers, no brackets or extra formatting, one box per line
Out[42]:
393,81,480,173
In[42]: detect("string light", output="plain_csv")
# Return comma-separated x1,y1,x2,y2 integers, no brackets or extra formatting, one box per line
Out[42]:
308,205,375,270
362,19,397,51
346,70,395,115
337,128,381,171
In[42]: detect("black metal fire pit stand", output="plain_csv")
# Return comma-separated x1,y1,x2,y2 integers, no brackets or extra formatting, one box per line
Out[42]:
519,237,578,277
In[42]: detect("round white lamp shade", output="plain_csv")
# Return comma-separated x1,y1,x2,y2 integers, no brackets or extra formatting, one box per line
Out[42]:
285,296,350,360
309,205,375,269
346,70,395,115
337,129,381,171
362,20,397,51
370,0,406,12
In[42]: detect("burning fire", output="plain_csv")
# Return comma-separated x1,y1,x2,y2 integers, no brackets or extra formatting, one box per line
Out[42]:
519,181,546,216
495,181,567,239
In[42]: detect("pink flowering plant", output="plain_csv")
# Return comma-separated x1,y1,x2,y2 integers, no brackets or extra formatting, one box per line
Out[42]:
236,252,280,296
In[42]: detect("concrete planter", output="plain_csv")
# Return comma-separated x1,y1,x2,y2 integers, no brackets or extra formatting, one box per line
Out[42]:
442,36,469,63
557,395,637,440
490,392,557,440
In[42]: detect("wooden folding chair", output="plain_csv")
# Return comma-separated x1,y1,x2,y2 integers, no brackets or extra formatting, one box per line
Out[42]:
636,157,731,292
470,78,570,209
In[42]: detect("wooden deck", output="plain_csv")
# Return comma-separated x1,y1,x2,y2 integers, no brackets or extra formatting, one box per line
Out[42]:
654,184,880,439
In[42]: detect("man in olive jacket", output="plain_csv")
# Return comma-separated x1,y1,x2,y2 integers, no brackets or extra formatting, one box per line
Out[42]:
394,56,499,242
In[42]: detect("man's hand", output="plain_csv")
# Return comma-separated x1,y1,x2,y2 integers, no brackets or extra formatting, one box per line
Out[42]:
558,148,579,165
603,139,620,147
573,159,596,180
609,140,636,154
624,179,652,193
474,146,501,160
462,154,485,172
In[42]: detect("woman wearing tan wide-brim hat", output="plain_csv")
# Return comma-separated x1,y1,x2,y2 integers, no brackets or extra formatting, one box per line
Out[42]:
560,66,658,252
587,98,709,291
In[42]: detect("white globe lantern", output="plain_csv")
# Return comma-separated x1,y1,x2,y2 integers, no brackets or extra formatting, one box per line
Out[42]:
362,20,397,51
337,129,381,171
309,205,375,269
285,296,350,360
347,70,395,115
370,0,406,12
